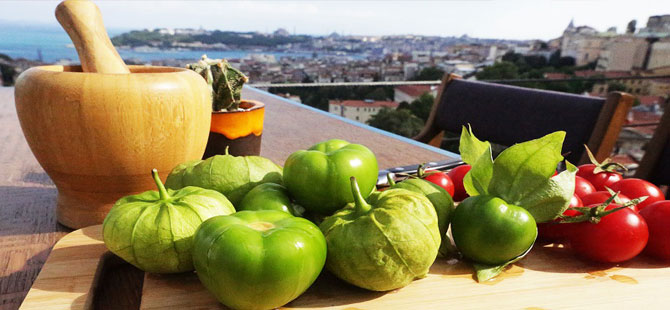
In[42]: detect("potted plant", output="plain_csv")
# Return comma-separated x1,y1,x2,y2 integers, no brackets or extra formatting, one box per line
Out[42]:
187,55,265,157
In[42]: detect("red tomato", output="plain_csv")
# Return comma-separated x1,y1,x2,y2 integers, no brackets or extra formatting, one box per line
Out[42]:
574,176,596,199
537,194,582,243
447,165,471,201
577,164,623,191
639,201,670,261
609,178,665,211
423,171,455,197
569,204,648,263
580,191,632,211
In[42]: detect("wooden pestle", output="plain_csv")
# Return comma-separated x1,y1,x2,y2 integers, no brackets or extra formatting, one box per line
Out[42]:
55,0,130,73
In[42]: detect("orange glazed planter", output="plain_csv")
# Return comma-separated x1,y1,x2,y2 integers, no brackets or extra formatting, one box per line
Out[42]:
14,65,212,229
203,100,265,157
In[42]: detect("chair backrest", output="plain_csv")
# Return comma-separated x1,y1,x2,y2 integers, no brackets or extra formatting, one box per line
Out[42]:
414,74,634,164
634,108,670,185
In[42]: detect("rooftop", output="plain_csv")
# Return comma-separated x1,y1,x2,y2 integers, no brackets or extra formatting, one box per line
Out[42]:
394,85,436,97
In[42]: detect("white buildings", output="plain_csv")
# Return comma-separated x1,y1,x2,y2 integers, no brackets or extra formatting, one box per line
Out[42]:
328,100,399,123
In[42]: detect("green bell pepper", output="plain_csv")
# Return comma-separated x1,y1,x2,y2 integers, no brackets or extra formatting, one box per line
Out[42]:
283,139,378,215
192,210,327,310
451,195,537,265
238,183,303,216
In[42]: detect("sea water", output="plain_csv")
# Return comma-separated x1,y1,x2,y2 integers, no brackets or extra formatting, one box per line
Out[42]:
0,23,329,64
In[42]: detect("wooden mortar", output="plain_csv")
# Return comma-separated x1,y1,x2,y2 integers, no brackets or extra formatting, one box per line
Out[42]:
13,0,212,228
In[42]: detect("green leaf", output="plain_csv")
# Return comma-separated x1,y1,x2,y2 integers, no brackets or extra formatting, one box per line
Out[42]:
517,161,577,223
463,146,493,196
473,240,534,282
488,132,566,204
459,125,492,165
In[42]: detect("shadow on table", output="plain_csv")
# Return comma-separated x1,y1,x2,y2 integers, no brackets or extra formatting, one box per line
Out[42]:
519,243,669,274
0,247,53,308
287,270,387,308
22,243,143,310
21,171,54,186
0,186,67,237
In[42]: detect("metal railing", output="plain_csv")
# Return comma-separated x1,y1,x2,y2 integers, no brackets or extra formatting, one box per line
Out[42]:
249,75,670,88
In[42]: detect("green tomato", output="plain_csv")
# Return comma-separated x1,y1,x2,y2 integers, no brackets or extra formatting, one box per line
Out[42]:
238,183,303,216
451,195,537,265
388,177,454,256
192,210,326,310
103,169,235,273
283,139,378,215
319,177,440,291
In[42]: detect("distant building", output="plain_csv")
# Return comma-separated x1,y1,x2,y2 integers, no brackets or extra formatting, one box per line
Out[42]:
648,38,670,69
596,36,648,71
403,62,419,80
638,15,670,37
440,60,475,76
411,51,431,63
328,100,399,123
274,28,290,37
394,85,438,103
560,20,610,66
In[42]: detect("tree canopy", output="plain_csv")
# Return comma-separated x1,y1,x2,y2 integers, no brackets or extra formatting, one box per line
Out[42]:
366,108,424,138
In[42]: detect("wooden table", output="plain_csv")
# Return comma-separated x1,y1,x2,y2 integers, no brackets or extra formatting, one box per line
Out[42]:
0,86,458,310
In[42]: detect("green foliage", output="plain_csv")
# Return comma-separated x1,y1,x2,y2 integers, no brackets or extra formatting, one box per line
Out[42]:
477,51,595,94
267,86,393,111
607,81,628,92
409,93,435,122
365,88,390,101
476,61,519,80
459,128,576,224
0,64,17,86
366,108,424,138
411,66,445,81
627,20,637,34
111,29,309,48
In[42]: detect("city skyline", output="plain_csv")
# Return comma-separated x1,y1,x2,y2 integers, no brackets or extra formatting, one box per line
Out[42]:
1,0,669,40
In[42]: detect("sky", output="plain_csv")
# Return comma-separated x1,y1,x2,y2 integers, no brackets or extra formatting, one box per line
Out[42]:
1,0,669,40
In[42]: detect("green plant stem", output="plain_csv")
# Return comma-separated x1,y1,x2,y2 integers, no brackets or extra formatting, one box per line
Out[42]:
152,169,170,200
350,176,372,215
387,173,396,186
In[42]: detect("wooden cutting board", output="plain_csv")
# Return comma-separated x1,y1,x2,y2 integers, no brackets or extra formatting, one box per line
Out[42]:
19,225,670,310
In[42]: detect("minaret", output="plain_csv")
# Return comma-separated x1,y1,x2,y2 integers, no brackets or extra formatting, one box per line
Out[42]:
567,18,575,32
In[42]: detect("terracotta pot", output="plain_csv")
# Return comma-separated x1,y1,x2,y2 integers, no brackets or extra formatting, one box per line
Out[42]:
14,65,212,229
203,100,265,157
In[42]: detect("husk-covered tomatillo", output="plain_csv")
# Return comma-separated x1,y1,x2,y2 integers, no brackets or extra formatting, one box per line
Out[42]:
165,151,283,206
319,177,440,291
387,174,455,256
102,169,235,273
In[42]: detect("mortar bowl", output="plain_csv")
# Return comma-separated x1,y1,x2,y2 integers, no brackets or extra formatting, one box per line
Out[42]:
14,65,212,228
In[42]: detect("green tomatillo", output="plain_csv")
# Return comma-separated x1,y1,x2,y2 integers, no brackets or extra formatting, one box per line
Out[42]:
238,183,303,216
319,177,440,291
283,139,378,215
102,169,235,273
165,152,283,206
387,174,454,256
192,210,327,310
451,195,537,265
